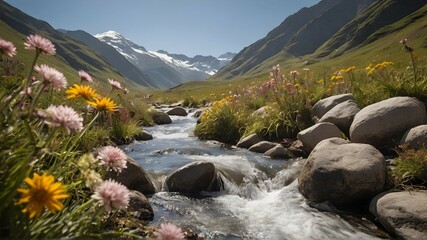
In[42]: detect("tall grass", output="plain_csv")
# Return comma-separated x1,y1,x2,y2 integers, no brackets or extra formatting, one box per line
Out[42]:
0,34,146,238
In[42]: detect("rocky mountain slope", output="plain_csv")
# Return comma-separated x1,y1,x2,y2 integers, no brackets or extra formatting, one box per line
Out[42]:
0,1,146,91
95,31,235,88
214,0,427,80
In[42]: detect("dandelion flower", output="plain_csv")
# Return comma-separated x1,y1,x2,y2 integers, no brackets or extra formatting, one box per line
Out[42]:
87,97,117,111
108,78,123,90
78,70,93,83
98,146,127,172
34,64,67,90
44,105,83,134
17,173,69,219
154,223,185,240
66,84,98,101
91,179,130,212
0,38,16,57
24,34,56,55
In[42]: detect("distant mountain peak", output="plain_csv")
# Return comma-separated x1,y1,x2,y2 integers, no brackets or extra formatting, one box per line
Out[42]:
94,30,122,40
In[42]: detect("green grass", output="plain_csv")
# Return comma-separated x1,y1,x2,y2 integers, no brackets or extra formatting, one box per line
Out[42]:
392,147,427,187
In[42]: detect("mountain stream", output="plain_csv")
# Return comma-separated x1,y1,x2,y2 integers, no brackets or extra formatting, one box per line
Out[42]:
122,109,387,240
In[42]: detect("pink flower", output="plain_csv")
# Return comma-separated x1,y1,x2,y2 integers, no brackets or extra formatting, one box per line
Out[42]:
91,179,130,212
290,70,300,76
154,223,185,240
43,105,83,134
108,78,123,90
24,34,56,55
0,38,16,57
78,70,93,83
34,64,67,90
98,146,127,172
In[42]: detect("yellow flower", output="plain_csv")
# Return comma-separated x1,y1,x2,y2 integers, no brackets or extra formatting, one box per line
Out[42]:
87,97,117,111
330,75,344,81
341,66,356,73
66,84,98,101
294,83,301,89
317,79,324,84
17,173,69,219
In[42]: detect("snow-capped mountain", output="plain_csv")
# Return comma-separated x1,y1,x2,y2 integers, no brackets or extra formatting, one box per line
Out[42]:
95,31,235,87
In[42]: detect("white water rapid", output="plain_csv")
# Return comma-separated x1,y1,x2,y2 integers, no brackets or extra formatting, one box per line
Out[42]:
122,109,386,240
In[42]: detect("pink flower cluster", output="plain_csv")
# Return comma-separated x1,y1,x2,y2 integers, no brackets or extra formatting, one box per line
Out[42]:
24,34,56,55
0,38,16,57
78,70,93,83
108,78,122,90
34,64,67,90
98,146,128,172
91,179,130,212
44,105,83,134
154,223,185,240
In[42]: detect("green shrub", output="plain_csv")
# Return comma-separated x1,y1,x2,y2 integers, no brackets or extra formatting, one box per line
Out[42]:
182,95,201,108
194,97,246,144
110,116,143,145
245,104,312,141
76,126,111,151
124,98,154,126
392,148,427,187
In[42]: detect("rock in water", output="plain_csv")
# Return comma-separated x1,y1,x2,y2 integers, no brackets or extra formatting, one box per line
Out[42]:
165,161,222,193
128,190,154,221
166,107,188,116
298,138,386,207
370,191,427,240
236,133,263,149
248,141,277,153
151,111,172,125
106,158,156,195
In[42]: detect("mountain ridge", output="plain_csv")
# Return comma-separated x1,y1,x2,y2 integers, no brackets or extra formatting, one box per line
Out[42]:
0,1,145,91
95,30,236,88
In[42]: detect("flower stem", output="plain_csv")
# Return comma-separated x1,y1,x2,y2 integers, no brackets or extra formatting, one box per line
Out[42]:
410,51,417,83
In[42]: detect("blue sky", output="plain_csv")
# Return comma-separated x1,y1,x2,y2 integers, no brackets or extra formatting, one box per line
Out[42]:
5,0,320,57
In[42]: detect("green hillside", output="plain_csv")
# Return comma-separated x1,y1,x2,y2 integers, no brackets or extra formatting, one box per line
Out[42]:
152,1,427,102
0,1,147,94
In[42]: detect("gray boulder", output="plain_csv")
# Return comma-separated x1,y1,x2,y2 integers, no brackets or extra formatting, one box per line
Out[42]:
151,111,172,125
165,161,222,193
264,145,294,159
248,141,277,153
400,124,427,150
134,131,153,141
128,190,154,221
166,107,188,116
236,134,263,149
298,138,386,207
193,108,207,118
297,122,343,153
370,191,427,240
313,93,355,119
350,97,426,147
251,106,269,118
319,100,360,134
106,158,156,195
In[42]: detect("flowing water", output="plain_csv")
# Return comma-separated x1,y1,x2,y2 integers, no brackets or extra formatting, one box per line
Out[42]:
122,109,385,240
